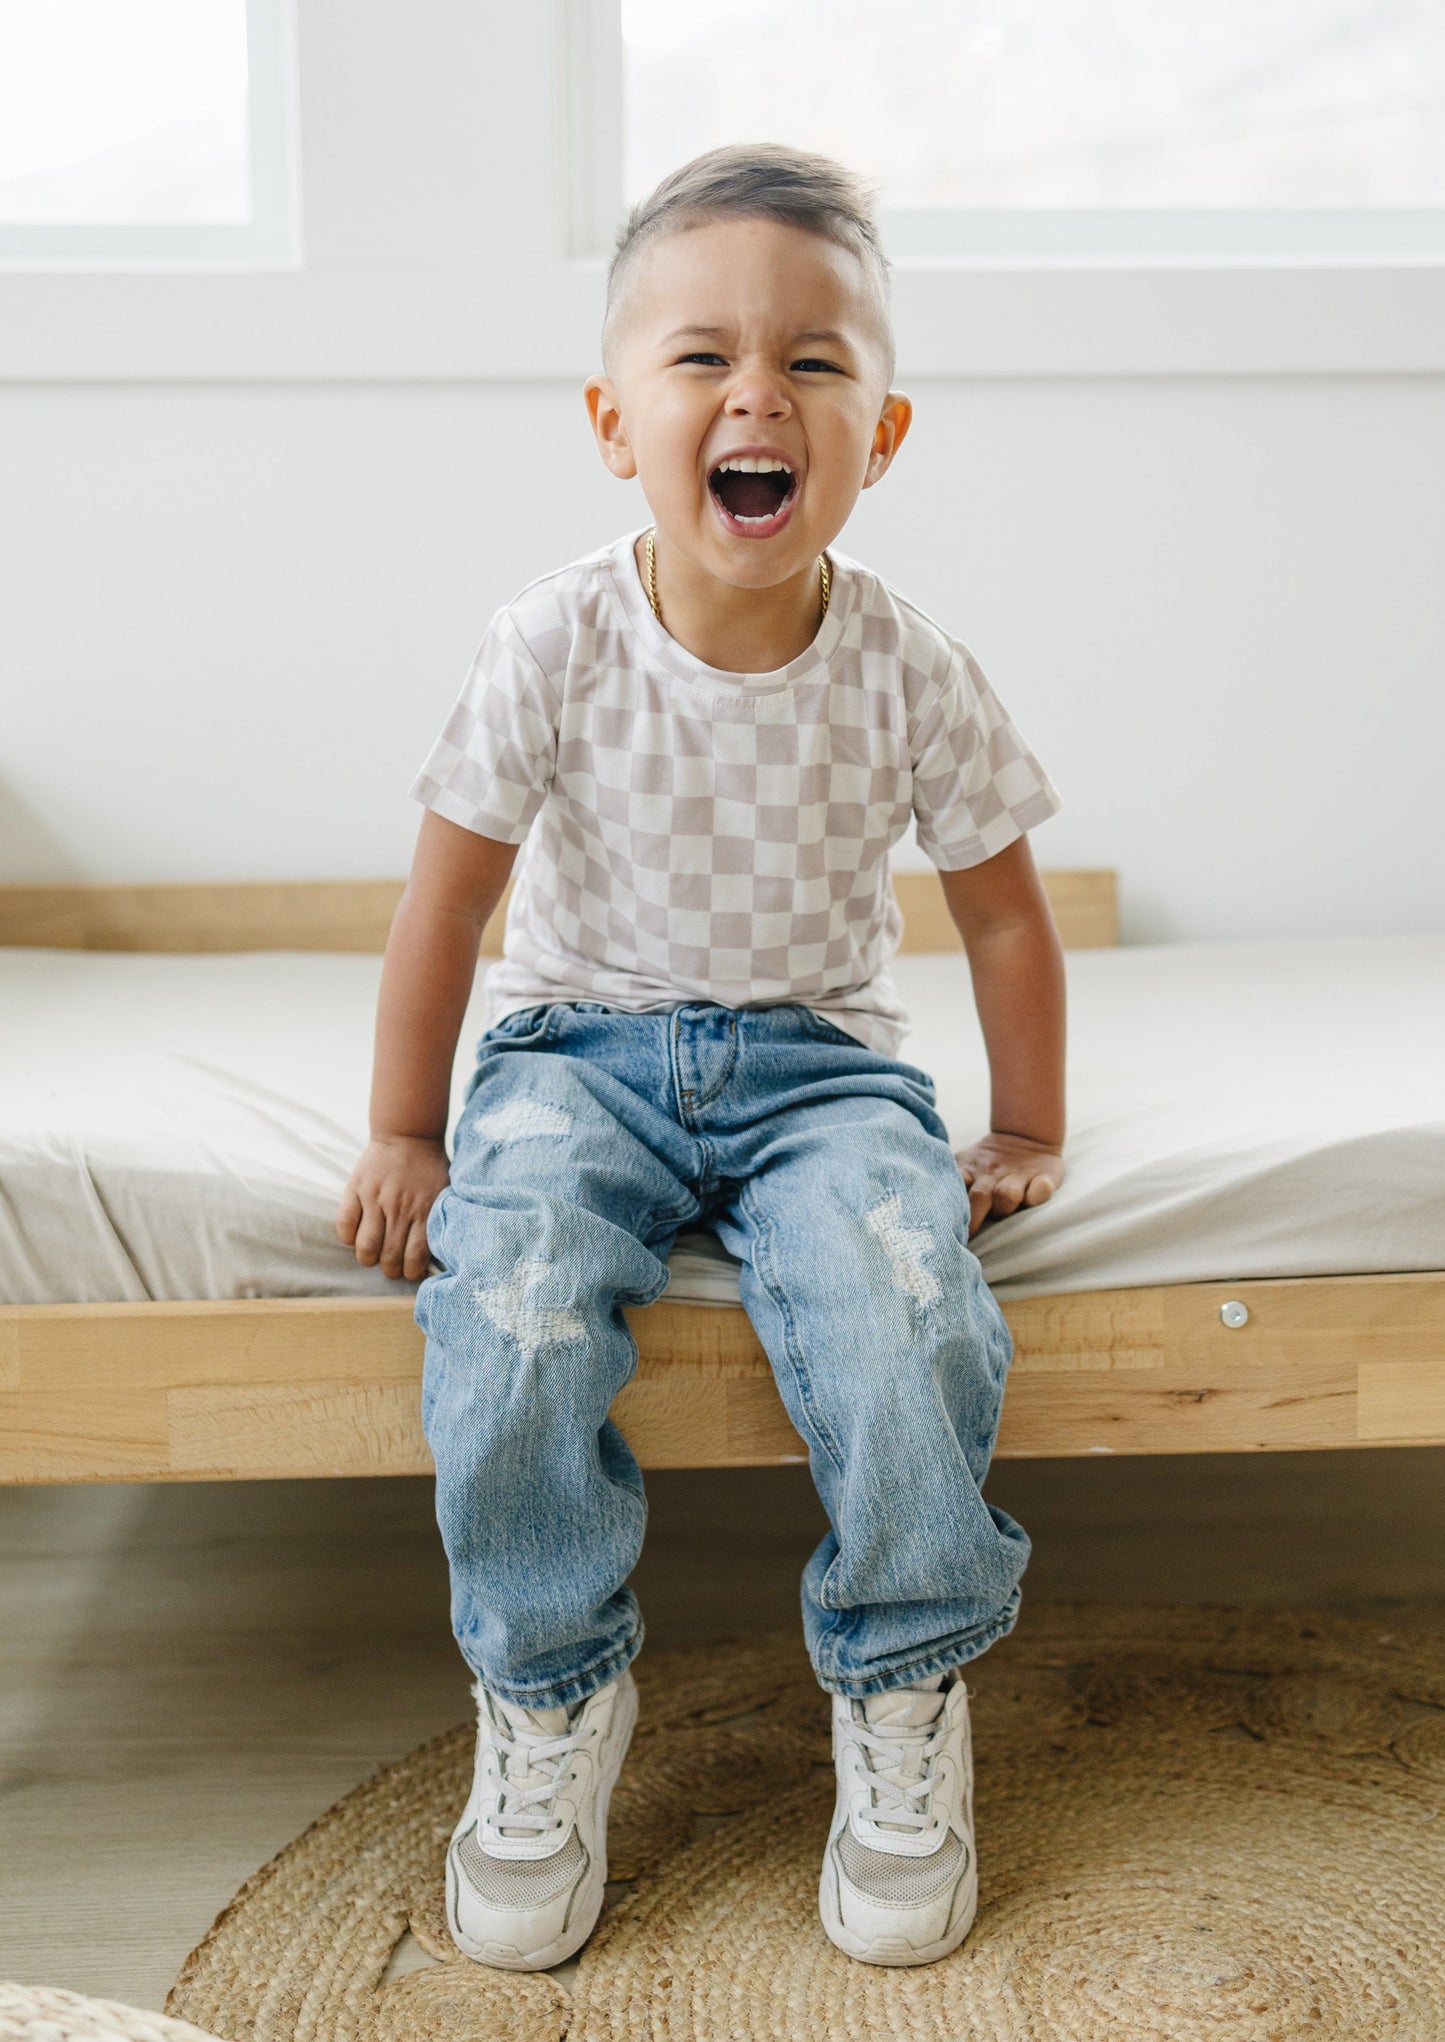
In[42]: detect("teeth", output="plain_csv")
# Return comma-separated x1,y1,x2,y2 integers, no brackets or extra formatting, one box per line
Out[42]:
715,455,792,475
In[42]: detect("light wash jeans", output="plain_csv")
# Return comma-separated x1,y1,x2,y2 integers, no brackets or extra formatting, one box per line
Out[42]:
415,1001,1029,1709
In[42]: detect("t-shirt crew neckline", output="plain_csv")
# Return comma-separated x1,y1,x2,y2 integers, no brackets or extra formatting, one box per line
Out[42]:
605,526,852,695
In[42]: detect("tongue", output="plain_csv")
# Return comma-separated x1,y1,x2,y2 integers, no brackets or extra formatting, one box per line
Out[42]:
862,1678,945,1731
499,1697,572,1739
714,470,788,520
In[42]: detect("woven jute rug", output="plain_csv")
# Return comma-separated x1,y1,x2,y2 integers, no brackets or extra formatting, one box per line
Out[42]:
0,1980,225,2042
168,1607,1445,2041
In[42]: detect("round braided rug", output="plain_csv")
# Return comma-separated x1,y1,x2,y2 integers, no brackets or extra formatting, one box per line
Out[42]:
0,1981,225,2042
169,1609,1445,2041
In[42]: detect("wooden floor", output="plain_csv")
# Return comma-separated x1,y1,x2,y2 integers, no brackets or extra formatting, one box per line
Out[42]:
4,1449,1445,2013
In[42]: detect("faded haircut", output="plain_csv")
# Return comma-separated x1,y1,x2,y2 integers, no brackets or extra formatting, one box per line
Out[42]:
602,142,895,385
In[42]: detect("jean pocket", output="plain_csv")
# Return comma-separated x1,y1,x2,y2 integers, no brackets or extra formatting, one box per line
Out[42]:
484,1004,555,1046
795,1006,863,1049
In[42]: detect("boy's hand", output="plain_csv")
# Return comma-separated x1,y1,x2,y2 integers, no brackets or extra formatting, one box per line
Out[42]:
337,1135,452,1282
953,1132,1064,1238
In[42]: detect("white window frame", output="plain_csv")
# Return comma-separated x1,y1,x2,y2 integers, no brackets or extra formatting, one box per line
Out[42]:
879,210,1445,267
577,0,1445,376
0,0,1442,383
0,0,302,271
607,2,1445,271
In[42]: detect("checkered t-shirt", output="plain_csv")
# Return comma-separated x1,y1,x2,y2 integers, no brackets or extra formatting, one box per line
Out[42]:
410,529,1061,1056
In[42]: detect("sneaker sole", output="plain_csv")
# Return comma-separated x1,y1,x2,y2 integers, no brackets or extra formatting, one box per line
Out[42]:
447,1674,639,1972
818,1861,978,1968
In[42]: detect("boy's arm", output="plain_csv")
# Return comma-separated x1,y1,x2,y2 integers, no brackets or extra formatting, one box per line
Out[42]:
336,809,518,1281
937,836,1066,1238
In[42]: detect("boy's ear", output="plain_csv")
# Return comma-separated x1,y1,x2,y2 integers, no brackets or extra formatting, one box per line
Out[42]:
584,375,638,481
862,392,913,490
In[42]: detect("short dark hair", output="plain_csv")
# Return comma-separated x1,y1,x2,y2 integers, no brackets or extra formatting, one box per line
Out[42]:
603,142,895,383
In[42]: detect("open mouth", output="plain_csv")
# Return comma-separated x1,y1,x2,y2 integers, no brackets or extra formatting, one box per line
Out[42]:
707,455,798,530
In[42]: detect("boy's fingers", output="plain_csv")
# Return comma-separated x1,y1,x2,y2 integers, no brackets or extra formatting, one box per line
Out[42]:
335,1185,361,1244
352,1201,384,1267
402,1218,431,1282
989,1173,1029,1216
380,1207,414,1280
963,1152,1062,1233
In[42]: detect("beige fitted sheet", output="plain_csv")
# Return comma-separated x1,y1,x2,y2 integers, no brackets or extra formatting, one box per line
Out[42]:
2,934,1441,1308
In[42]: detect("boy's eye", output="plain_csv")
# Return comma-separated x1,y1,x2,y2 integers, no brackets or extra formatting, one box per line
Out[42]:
672,352,843,373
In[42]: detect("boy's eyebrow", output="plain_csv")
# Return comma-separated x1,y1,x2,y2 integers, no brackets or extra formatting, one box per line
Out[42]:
657,324,857,349
658,325,731,345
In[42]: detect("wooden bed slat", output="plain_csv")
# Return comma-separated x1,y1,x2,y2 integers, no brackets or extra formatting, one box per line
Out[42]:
166,1382,428,1478
0,879,410,956
1357,1360,1445,1443
0,868,1118,956
3,1272,1441,1483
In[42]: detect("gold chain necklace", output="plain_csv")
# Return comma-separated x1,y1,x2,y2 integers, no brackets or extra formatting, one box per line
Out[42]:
645,528,830,631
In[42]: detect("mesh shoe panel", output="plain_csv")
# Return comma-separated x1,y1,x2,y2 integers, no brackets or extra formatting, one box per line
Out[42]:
836,1826,966,1905
454,1827,586,1908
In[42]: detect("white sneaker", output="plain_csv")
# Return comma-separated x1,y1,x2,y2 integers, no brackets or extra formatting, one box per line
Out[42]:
446,1666,637,1971
819,1672,977,1966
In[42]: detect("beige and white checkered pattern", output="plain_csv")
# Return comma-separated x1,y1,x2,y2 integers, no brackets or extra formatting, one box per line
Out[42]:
410,530,1060,1055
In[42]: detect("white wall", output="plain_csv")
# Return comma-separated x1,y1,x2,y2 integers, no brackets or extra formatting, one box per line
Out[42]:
3,372,1441,942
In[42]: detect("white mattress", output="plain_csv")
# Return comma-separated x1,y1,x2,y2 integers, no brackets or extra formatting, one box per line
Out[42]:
2,935,1442,1308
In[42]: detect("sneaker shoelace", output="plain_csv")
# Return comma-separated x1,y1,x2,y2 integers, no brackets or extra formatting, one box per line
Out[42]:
851,1709,948,1842
482,1700,591,1841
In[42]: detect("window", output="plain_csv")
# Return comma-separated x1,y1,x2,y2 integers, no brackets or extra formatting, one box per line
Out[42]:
620,0,1445,262
0,7,1439,381
0,0,300,268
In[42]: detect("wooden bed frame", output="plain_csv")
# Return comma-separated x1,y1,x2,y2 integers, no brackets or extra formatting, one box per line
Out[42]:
2,870,1442,1484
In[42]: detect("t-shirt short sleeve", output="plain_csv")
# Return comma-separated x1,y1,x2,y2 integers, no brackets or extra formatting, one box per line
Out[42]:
910,645,1062,871
408,609,558,844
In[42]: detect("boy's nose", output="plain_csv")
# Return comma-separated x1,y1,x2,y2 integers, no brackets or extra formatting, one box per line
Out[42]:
725,364,791,420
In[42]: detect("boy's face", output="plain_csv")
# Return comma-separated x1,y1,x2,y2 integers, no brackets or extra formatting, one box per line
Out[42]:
585,217,911,594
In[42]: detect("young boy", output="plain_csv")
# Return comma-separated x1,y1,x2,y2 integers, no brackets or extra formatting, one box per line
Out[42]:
338,143,1065,1972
